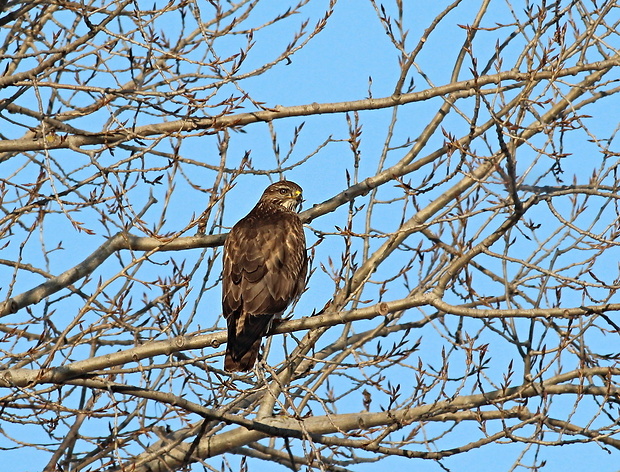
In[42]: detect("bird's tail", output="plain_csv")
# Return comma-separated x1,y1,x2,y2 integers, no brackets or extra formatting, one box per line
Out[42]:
224,313,274,372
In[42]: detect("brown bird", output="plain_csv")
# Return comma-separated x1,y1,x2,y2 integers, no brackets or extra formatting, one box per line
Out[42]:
222,181,307,372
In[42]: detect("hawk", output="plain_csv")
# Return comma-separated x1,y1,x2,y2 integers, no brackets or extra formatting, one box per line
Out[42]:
222,181,307,372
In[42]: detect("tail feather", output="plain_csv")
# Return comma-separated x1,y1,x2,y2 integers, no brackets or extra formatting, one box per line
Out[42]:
225,313,274,372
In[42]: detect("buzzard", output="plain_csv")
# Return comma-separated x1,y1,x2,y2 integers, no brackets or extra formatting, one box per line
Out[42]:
222,181,307,372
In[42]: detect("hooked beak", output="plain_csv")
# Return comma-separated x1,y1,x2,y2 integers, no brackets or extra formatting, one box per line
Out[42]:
293,190,303,211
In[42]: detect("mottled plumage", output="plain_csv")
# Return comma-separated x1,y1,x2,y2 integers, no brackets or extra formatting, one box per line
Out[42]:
222,181,307,372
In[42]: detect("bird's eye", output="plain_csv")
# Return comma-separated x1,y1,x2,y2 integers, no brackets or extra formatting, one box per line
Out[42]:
279,188,288,195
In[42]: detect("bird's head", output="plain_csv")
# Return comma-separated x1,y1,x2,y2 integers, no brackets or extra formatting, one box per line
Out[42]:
260,181,303,212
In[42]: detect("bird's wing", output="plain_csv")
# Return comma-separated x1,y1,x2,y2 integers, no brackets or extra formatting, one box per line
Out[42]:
222,212,306,317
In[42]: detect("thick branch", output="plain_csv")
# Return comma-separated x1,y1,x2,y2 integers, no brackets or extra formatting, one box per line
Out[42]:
1,58,618,153
2,294,617,389
115,375,620,472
